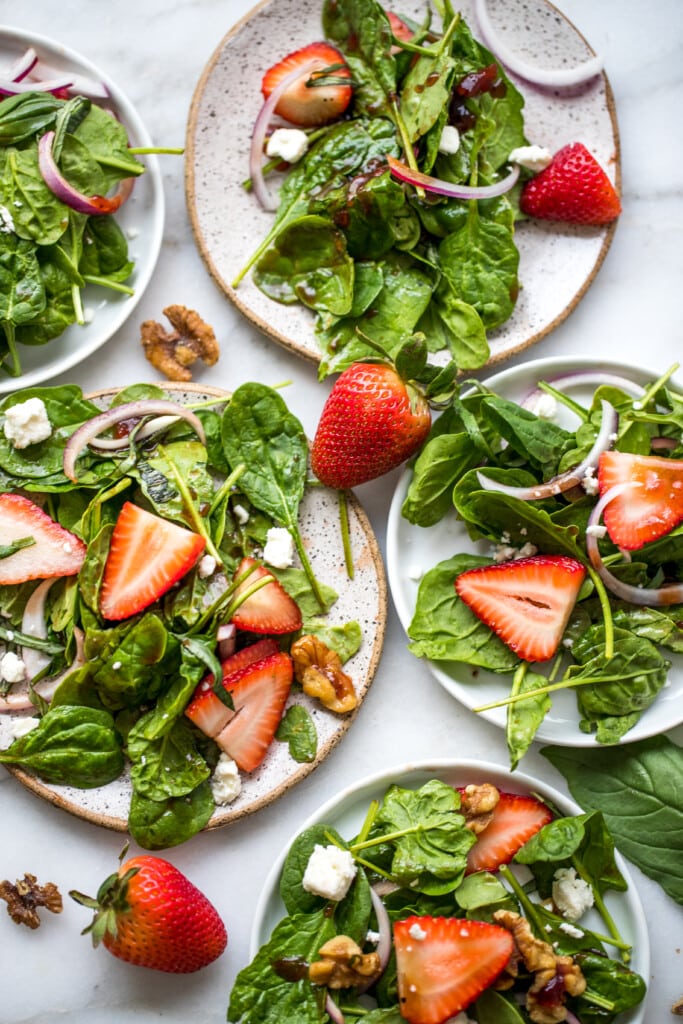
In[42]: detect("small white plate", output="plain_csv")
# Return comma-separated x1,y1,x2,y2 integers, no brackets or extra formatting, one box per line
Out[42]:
186,0,619,368
251,759,649,1024
0,27,164,392
387,355,683,746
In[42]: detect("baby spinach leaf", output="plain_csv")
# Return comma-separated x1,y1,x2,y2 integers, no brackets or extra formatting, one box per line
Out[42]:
479,394,573,470
0,233,45,327
92,613,175,710
0,92,61,145
73,102,145,181
506,667,551,770
574,952,647,1020
401,431,481,527
420,283,490,369
474,988,527,1024
322,0,397,118
280,822,348,915
1,146,68,245
128,717,210,801
276,704,318,764
303,619,362,663
128,781,214,851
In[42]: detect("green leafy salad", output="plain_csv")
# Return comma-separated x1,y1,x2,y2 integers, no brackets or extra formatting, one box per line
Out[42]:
236,0,532,378
402,366,683,767
228,775,646,1024
0,382,364,850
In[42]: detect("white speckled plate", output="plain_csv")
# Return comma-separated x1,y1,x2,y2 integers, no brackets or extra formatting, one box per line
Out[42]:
0,27,164,392
186,0,619,367
1,383,387,833
386,355,683,747
251,759,649,1024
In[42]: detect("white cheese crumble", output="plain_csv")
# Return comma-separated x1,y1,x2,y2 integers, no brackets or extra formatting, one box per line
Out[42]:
581,466,600,496
408,922,427,940
210,753,242,805
266,128,309,163
263,527,295,570
0,650,27,684
198,554,217,579
552,867,594,922
585,523,607,538
526,392,558,421
0,204,16,233
407,564,424,581
559,921,585,939
233,504,250,525
9,716,40,740
366,929,380,944
508,144,552,173
3,397,53,449
491,538,538,562
438,125,461,155
302,844,357,902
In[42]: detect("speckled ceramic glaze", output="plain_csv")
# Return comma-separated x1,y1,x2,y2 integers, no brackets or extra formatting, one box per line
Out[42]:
1,384,387,832
185,0,619,367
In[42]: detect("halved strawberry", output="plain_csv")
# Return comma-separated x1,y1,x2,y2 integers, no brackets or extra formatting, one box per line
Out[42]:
462,790,553,874
215,651,293,772
0,493,86,584
230,558,302,635
598,450,683,550
394,916,514,1024
261,42,353,127
387,10,414,49
185,638,280,738
520,142,621,225
99,502,205,621
455,554,586,662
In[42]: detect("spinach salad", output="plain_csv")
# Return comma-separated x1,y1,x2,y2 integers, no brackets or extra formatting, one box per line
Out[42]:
0,382,365,849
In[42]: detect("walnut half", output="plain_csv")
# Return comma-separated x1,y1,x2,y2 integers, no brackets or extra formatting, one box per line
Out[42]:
308,935,381,989
141,305,219,382
290,635,357,714
0,873,63,929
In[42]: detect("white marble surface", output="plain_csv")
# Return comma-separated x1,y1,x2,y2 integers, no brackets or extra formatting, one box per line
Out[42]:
1,1,682,1021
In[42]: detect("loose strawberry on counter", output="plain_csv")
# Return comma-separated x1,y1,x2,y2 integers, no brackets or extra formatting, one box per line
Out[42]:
0,493,86,584
520,142,621,224
261,41,353,126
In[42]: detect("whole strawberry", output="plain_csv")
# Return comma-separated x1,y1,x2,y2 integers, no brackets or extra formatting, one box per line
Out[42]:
70,852,227,973
520,142,621,224
311,361,431,489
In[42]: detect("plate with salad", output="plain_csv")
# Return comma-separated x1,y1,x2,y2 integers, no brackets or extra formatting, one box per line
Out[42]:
387,356,683,766
0,27,164,391
186,0,619,377
0,381,386,850
231,759,649,1024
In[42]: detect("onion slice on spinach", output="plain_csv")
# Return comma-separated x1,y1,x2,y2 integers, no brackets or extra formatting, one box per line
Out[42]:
586,483,683,606
521,371,646,410
63,399,207,482
366,886,392,983
5,47,39,84
21,578,56,682
477,398,618,500
386,153,520,200
38,129,135,215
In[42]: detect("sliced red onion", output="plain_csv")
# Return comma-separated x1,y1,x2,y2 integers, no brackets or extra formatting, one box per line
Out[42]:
87,414,182,451
324,995,345,1024
217,623,237,660
38,130,134,215
63,400,206,481
21,578,56,681
651,437,677,451
6,47,38,83
387,154,519,200
521,371,646,411
0,74,74,95
28,59,110,99
367,886,392,982
477,399,617,500
250,59,325,211
474,0,604,87
1,627,85,713
586,484,683,606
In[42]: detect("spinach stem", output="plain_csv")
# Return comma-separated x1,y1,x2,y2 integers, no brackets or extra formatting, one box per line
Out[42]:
473,667,662,713
128,147,185,156
536,381,588,421
581,989,616,1011
351,853,395,881
571,855,629,963
355,799,380,845
158,445,222,564
636,362,680,407
498,864,546,936
586,565,614,660
291,530,327,611
82,274,135,296
338,490,355,580
208,463,246,517
72,283,85,326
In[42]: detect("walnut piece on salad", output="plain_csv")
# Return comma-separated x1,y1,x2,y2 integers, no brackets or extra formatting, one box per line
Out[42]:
290,635,357,714
141,304,219,381
0,873,63,929
308,935,381,989
459,782,500,834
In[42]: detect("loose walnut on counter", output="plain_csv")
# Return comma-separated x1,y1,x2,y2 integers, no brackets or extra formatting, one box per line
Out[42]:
290,635,357,714
308,935,381,989
141,305,219,382
0,873,63,929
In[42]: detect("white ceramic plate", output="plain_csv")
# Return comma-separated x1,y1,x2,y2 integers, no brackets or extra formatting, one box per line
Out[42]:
0,27,164,392
186,0,619,367
387,355,683,746
251,759,650,1024
0,384,387,833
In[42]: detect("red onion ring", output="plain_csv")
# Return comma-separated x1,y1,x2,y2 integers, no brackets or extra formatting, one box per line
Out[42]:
86,414,182,451
387,154,520,200
474,0,604,87
63,399,206,482
520,371,646,411
367,886,392,983
1,627,85,713
586,484,683,606
38,130,134,215
27,59,110,100
651,437,678,451
0,74,74,96
324,995,345,1024
20,578,56,681
477,399,618,500
6,47,38,83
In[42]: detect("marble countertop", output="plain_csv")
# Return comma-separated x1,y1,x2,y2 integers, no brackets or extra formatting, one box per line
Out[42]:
1,1,682,1021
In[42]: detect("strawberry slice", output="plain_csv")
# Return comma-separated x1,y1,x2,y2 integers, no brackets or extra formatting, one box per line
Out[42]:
230,558,302,635
261,42,353,127
215,651,293,772
185,638,280,738
463,790,553,874
394,916,514,1024
520,142,621,225
598,450,683,550
455,554,586,662
99,502,205,621
0,493,86,584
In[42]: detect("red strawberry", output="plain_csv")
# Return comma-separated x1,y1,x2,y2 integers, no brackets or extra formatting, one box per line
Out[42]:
387,10,414,49
185,638,280,738
0,493,86,584
598,450,683,550
311,362,431,489
216,651,293,772
99,502,205,621
462,790,553,874
230,557,302,634
261,42,352,127
455,554,586,662
394,916,513,1024
70,853,227,973
520,142,621,224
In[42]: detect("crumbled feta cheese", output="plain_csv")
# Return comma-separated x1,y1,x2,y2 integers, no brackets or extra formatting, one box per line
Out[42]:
438,125,461,155
266,128,309,163
508,144,552,173
210,753,242,806
0,204,16,233
526,392,558,421
111,661,122,671
233,504,250,525
302,844,357,902
559,921,585,939
491,539,538,562
366,929,380,944
126,226,140,239
198,554,217,579
409,922,427,940
82,306,95,324
585,523,607,538
407,564,423,581
3,397,53,449
552,867,594,921
581,470,599,496
263,527,295,569
9,716,40,740
0,651,27,684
